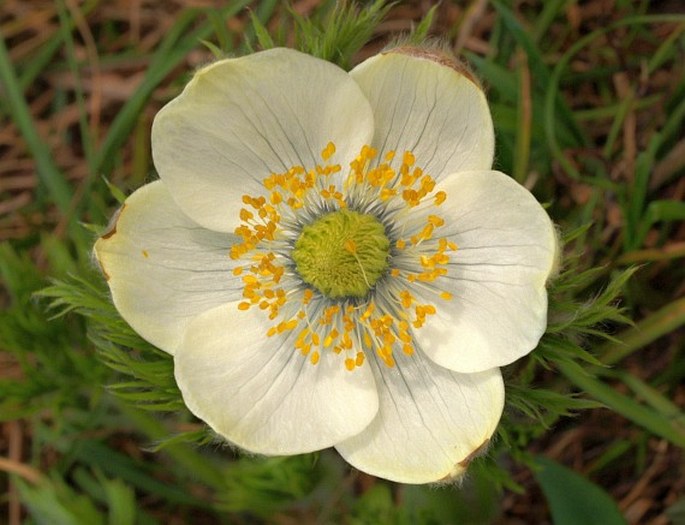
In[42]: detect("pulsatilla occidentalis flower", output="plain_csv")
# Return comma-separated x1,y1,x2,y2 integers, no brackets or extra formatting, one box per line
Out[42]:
94,47,558,484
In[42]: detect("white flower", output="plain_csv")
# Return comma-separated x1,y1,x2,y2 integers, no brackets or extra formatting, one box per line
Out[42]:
94,47,557,484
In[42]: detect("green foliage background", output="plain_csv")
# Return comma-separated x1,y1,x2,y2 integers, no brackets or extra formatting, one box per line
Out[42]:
1,1,684,523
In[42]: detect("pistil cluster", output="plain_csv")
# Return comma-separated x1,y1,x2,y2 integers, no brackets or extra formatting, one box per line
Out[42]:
229,142,457,370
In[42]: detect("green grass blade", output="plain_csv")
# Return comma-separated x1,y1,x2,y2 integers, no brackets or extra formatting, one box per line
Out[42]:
99,476,136,525
611,370,685,425
532,0,570,43
647,22,685,73
409,3,438,43
249,9,276,50
602,89,635,158
599,297,685,365
558,361,685,448
56,0,96,170
635,199,685,247
513,54,532,184
0,31,73,214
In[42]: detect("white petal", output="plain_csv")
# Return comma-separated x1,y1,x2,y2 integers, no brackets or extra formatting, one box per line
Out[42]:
413,170,558,373
336,348,503,484
349,49,494,179
174,304,379,455
93,181,240,355
152,48,375,233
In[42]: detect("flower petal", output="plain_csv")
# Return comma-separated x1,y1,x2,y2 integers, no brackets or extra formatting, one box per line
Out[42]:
152,48,375,233
93,181,240,355
413,170,558,373
349,48,494,178
336,348,503,484
174,304,379,454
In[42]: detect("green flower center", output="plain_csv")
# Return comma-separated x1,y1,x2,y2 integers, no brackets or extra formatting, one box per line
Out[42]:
292,209,390,299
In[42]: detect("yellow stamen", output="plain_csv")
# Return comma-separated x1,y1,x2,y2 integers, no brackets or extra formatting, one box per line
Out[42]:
321,141,336,161
231,142,454,371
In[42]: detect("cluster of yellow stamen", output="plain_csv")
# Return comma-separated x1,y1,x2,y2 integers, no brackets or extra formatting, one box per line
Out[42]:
230,142,457,371
348,147,445,209
398,237,458,284
231,193,287,321
229,146,343,321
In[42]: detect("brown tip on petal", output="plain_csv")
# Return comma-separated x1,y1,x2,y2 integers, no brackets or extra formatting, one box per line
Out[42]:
91,247,111,281
384,46,482,89
100,225,117,240
437,438,492,485
100,203,126,240
458,438,491,469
